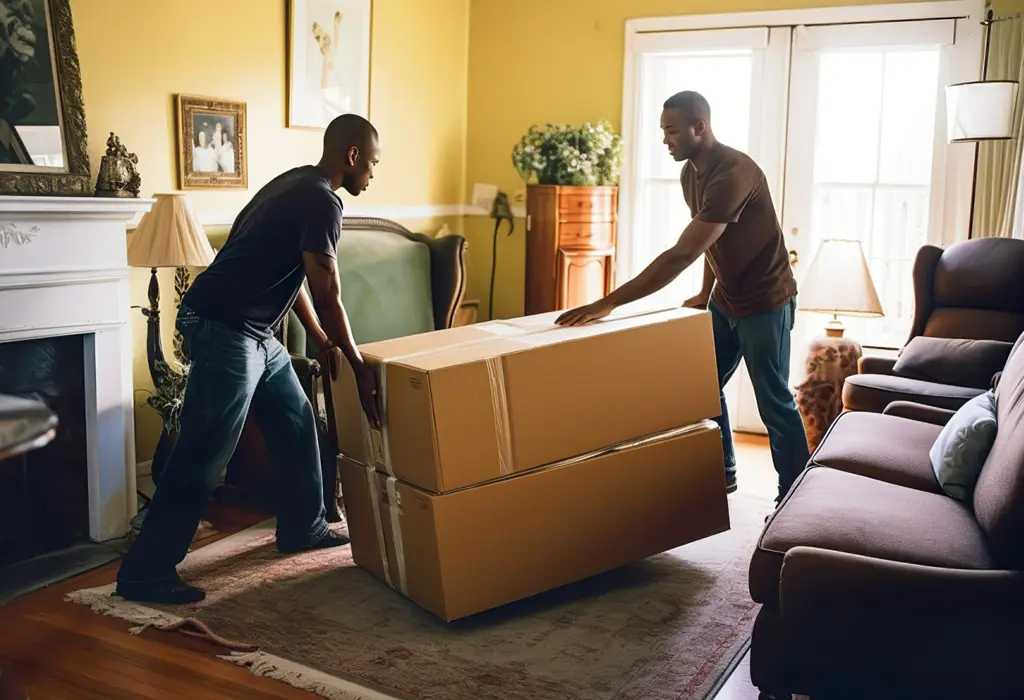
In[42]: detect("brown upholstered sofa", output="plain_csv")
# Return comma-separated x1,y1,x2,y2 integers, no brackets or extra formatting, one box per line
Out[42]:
749,331,1024,700
843,237,1024,414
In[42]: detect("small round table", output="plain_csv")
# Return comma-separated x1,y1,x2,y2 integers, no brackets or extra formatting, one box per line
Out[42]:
793,336,862,453
0,394,58,460
0,394,57,699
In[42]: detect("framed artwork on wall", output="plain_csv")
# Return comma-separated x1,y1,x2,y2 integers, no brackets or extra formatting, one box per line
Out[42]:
287,0,372,130
175,94,247,190
0,0,91,196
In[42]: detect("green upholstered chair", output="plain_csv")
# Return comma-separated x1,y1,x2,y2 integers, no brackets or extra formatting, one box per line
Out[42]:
281,216,467,351
226,217,467,517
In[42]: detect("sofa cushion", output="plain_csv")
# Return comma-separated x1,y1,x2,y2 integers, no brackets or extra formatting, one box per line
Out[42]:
930,391,999,501
842,373,984,413
893,337,1013,390
973,332,1024,568
750,467,993,607
811,411,943,493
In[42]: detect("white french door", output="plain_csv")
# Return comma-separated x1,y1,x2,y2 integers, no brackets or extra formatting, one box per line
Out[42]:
620,4,980,435
621,26,792,433
784,20,955,357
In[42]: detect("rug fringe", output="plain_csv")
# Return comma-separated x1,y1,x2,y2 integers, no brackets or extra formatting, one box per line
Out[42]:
66,589,385,700
223,651,383,700
64,588,183,634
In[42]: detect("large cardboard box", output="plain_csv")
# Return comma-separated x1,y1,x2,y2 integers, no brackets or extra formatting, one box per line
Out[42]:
339,421,729,622
331,307,720,493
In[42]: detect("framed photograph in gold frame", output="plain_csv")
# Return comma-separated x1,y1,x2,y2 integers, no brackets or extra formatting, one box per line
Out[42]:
175,94,247,189
0,0,91,196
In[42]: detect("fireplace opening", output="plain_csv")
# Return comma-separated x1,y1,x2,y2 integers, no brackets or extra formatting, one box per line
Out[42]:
0,335,90,568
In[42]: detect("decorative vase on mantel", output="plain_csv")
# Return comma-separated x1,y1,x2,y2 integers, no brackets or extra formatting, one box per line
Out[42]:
512,121,624,315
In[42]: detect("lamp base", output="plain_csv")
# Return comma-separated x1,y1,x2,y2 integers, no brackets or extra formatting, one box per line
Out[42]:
823,316,845,338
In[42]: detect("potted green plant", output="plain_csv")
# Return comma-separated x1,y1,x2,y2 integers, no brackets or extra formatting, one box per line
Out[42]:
512,120,623,186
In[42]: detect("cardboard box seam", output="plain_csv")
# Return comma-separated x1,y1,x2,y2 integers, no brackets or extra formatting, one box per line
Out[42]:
339,419,721,496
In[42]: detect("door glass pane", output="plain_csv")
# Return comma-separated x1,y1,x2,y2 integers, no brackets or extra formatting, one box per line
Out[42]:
813,52,883,184
632,50,754,310
878,51,941,185
805,46,941,348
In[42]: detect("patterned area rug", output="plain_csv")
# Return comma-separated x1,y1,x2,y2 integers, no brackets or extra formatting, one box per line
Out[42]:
67,492,772,700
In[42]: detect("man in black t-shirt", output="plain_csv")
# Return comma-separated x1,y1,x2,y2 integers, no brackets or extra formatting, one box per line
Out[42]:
116,115,383,604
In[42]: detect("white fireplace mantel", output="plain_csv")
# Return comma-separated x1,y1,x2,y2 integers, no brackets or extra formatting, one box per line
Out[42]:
0,195,154,542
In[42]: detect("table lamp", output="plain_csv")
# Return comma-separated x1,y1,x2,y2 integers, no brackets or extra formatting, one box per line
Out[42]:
798,239,884,339
127,193,216,389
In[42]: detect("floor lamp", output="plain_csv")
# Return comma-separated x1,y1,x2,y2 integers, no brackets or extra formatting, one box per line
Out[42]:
945,3,1020,238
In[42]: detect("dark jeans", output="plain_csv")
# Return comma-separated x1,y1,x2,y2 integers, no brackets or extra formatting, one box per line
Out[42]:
118,306,329,583
710,298,810,500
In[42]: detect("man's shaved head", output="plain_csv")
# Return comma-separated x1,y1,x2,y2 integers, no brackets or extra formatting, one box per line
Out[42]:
660,91,715,163
319,113,380,196
663,91,711,122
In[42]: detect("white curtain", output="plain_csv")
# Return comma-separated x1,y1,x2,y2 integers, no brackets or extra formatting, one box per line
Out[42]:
974,16,1024,238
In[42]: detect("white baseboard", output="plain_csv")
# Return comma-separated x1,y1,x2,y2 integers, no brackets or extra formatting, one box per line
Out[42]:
136,459,153,478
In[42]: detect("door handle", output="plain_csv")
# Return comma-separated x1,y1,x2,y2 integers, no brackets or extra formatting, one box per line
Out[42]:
789,249,799,267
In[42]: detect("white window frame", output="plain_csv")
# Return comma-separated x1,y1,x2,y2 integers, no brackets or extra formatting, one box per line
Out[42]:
618,0,986,285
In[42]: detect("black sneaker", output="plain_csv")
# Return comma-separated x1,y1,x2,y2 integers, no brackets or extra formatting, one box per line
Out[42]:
277,529,350,554
725,475,738,494
115,574,206,604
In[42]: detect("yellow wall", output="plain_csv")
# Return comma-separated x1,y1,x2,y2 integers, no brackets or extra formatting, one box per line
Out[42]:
462,0,1017,321
72,0,470,463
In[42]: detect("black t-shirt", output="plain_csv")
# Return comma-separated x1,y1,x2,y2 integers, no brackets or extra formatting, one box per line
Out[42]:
184,165,343,339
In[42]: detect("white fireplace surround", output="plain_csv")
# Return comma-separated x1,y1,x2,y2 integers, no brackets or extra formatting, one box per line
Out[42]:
0,195,154,542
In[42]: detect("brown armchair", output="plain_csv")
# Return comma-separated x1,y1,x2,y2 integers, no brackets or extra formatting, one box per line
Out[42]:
225,217,468,517
843,237,1024,413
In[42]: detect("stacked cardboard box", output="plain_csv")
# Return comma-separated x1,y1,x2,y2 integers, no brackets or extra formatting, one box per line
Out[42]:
329,307,728,622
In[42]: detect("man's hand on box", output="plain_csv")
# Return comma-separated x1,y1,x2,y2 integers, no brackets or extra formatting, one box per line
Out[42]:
555,298,615,327
351,359,381,429
682,294,709,310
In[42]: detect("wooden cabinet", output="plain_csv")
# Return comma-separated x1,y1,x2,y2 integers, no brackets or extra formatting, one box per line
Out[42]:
524,185,618,315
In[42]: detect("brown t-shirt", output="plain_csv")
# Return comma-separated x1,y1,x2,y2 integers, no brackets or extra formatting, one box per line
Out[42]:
681,144,797,318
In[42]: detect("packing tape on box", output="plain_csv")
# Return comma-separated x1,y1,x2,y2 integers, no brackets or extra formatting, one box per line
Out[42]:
362,464,409,595
364,465,392,589
384,476,408,596
484,357,514,475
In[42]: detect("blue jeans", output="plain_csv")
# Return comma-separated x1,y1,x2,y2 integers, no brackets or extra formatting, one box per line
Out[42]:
118,306,329,583
710,298,809,500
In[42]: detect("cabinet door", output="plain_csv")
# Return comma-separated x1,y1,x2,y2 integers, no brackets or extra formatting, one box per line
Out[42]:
557,248,614,310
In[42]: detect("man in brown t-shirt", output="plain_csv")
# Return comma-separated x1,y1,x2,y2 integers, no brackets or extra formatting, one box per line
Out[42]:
556,90,809,503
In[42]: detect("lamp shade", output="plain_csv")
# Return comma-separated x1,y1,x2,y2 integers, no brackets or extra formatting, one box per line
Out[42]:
127,193,216,268
945,80,1018,142
798,239,884,318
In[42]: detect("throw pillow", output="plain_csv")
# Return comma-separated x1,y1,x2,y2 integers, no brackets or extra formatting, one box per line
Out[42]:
929,390,999,501
894,337,1013,389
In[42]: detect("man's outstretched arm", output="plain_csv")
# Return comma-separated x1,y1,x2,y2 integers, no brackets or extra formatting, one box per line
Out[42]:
555,219,726,326
606,219,726,308
303,251,380,427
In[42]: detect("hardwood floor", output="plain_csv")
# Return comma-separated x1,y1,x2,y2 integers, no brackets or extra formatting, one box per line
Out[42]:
0,435,774,700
